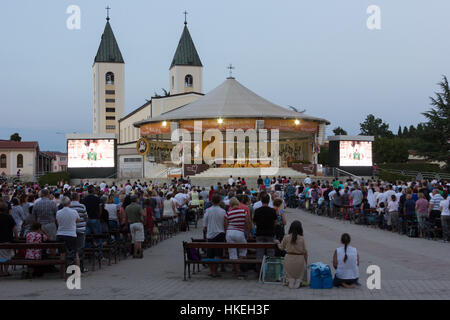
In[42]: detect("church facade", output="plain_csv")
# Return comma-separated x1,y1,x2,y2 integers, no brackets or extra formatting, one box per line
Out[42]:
91,15,329,179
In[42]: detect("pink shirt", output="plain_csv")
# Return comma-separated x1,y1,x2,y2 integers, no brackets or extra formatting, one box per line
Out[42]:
415,198,428,214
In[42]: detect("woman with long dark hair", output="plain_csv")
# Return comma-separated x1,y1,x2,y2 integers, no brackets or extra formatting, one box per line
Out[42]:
275,220,308,289
332,233,359,288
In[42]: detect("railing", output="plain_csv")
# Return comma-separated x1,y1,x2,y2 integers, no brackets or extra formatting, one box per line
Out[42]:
379,168,450,180
327,167,361,180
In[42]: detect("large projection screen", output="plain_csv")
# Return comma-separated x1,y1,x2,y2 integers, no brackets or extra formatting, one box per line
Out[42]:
339,140,372,167
68,139,115,168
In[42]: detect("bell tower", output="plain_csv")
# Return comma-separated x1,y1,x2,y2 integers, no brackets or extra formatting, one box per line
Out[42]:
93,8,125,135
169,14,203,95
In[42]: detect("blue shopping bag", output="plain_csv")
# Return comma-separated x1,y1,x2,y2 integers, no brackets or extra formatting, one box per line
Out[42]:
308,262,333,289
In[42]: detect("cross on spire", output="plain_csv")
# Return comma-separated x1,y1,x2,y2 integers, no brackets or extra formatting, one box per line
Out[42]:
183,11,188,25
227,64,235,78
106,6,111,21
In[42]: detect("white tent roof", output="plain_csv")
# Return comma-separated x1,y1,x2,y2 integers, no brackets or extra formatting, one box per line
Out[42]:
135,77,329,126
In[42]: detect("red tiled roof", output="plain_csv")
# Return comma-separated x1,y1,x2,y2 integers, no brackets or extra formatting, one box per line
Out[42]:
0,140,39,149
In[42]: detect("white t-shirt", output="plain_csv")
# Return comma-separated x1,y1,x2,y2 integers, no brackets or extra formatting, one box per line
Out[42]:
376,193,387,205
328,190,336,201
387,200,399,213
228,178,234,185
440,199,450,216
104,203,118,221
125,185,133,195
100,182,106,191
56,207,79,237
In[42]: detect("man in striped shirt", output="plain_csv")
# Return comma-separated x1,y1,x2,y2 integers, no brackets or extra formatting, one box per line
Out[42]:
429,189,444,221
70,192,88,272
225,198,251,277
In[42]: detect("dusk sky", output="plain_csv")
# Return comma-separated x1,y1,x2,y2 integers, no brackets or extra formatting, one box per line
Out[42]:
1,0,450,151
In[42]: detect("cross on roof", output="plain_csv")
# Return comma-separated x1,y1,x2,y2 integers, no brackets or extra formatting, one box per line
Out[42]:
227,64,235,78
183,11,188,25
106,6,111,21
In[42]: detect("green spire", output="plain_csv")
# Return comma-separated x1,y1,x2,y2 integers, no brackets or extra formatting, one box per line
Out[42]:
94,20,124,64
170,25,202,69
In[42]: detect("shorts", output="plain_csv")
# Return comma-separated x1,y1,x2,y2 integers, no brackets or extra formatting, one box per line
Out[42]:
130,222,145,243
207,233,226,258
42,223,57,241
57,235,77,254
226,230,247,259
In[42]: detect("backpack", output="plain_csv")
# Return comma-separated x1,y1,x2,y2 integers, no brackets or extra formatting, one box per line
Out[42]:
309,262,333,289
187,248,200,261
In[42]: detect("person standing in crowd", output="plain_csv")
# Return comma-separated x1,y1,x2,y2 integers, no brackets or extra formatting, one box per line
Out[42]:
11,197,26,235
224,197,251,278
81,185,104,257
56,197,80,266
105,194,119,232
202,193,226,278
387,195,399,232
415,193,429,238
350,185,363,221
403,193,417,230
440,191,450,242
273,198,287,241
333,233,359,288
253,193,278,261
429,189,444,224
32,189,58,241
0,200,18,276
126,195,146,258
70,192,88,272
275,220,308,289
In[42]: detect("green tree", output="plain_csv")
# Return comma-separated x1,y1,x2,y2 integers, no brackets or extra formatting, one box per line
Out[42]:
332,126,347,136
397,125,402,137
409,125,416,137
10,133,21,142
373,137,409,163
415,76,450,169
403,126,409,137
360,114,393,137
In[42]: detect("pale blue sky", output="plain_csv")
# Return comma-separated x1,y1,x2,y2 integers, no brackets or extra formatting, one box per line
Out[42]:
1,0,450,151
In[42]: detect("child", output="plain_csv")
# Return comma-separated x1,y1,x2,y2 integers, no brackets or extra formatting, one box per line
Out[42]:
377,202,386,229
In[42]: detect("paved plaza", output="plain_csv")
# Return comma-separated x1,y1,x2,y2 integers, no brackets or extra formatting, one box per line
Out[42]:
1,208,450,300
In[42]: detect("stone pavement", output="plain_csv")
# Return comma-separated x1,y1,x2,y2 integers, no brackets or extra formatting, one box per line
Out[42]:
1,208,450,300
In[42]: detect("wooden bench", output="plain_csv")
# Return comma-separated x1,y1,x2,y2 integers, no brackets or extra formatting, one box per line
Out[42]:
0,242,66,279
85,233,120,270
183,242,276,281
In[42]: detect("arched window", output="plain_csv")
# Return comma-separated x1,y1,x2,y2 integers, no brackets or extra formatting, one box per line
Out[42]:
17,154,23,168
184,74,193,87
0,154,6,168
106,72,115,85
